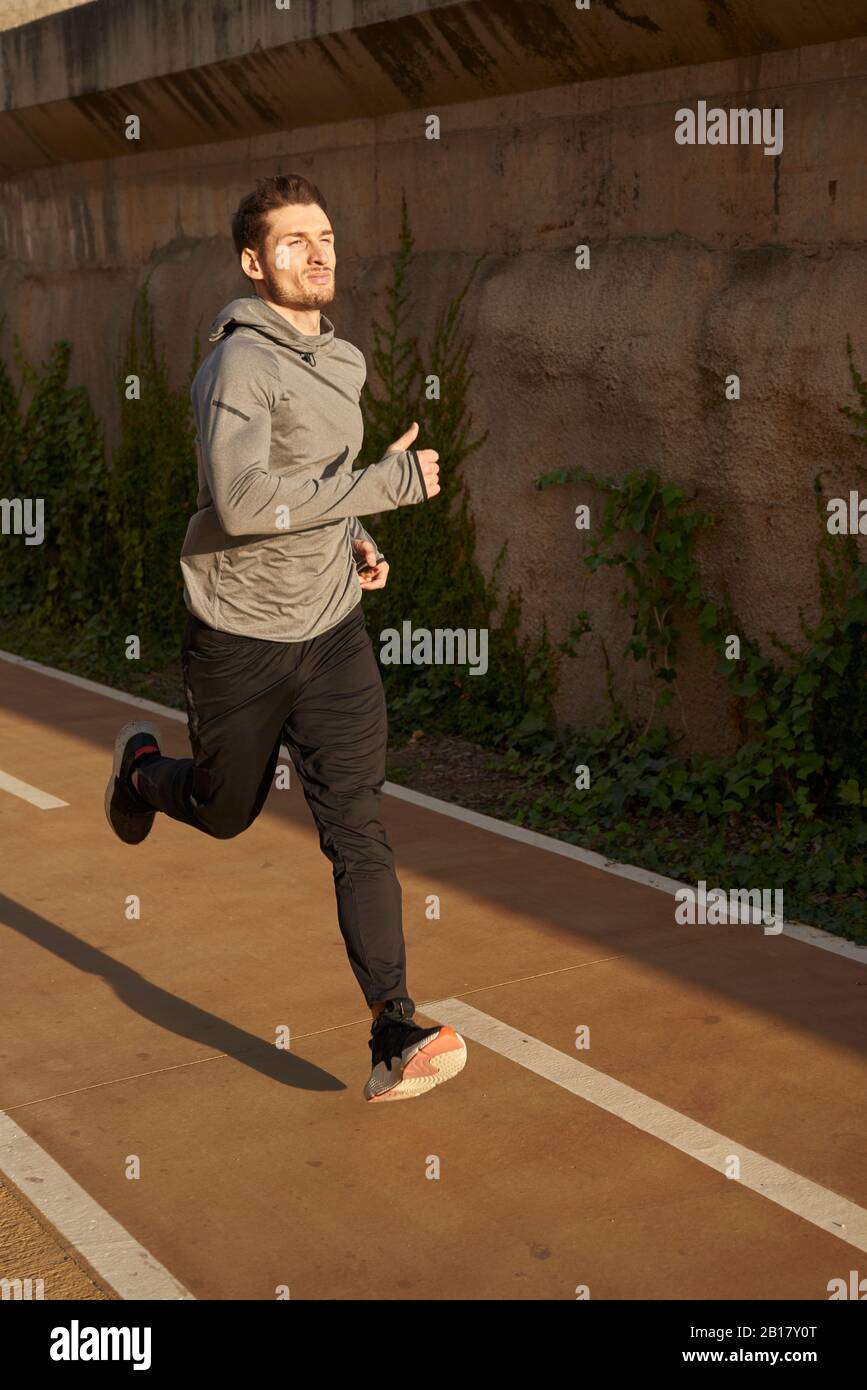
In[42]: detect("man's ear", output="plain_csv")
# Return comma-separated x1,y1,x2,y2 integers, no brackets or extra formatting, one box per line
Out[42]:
240,247,263,281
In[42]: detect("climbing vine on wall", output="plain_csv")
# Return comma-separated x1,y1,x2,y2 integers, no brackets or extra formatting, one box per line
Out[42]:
360,193,558,742
506,340,867,941
0,333,109,625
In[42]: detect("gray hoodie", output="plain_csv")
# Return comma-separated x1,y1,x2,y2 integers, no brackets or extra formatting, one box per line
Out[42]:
180,295,427,642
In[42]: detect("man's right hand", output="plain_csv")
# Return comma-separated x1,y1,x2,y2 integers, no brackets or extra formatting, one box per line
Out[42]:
386,422,440,498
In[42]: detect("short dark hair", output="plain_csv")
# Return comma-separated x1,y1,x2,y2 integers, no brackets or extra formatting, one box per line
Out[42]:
231,174,328,258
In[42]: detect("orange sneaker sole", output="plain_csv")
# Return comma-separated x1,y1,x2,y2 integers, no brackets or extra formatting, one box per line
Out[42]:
366,1026,468,1103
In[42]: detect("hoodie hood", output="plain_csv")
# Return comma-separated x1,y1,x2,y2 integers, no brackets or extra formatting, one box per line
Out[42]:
207,295,335,357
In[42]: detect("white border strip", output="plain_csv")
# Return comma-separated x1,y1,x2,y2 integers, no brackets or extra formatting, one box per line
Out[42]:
384,783,867,963
1,646,865,963
0,768,68,810
423,999,867,1255
0,1112,195,1300
0,649,190,723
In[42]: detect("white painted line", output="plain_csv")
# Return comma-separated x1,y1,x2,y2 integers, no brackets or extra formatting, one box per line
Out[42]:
0,1111,195,1300
0,769,68,810
0,649,188,723
384,782,867,964
422,998,867,1254
2,646,865,963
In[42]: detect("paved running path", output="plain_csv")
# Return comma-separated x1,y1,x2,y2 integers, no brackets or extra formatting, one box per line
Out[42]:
1,653,866,1300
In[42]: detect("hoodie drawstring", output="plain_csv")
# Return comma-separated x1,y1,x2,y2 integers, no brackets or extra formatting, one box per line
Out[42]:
301,352,316,366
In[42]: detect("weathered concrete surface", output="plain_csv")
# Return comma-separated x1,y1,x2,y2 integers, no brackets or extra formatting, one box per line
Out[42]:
2,0,867,175
0,0,86,33
1,5,866,749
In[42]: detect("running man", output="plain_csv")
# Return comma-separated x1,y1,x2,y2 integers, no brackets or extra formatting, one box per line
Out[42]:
104,174,467,1102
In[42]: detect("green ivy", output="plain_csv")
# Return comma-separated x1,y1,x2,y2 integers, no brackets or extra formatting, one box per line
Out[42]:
0,291,200,667
523,340,867,941
0,331,109,624
360,194,557,742
106,285,200,660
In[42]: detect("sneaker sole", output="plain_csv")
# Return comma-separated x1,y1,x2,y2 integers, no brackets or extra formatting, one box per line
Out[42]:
104,719,161,844
365,1026,467,1103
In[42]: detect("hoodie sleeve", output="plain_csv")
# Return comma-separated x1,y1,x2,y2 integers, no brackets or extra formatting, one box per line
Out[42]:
194,351,427,538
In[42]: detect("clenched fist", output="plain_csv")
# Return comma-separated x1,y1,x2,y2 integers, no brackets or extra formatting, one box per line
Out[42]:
352,539,389,591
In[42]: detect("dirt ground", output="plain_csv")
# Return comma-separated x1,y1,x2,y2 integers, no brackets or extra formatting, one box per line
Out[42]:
0,1180,114,1301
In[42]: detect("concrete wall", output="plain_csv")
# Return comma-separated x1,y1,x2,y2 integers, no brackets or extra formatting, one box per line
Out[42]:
0,0,87,33
2,0,867,751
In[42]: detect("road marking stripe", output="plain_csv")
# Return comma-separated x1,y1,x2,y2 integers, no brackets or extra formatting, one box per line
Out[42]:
383,784,867,963
0,650,185,721
0,768,68,809
0,1111,195,1300
422,998,867,1254
425,995,867,1256
1,646,864,963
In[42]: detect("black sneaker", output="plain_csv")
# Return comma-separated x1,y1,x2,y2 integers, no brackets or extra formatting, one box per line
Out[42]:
364,997,467,1103
104,720,162,845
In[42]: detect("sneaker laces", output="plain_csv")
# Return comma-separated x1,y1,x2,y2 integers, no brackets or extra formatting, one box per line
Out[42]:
372,999,414,1029
370,1000,417,1065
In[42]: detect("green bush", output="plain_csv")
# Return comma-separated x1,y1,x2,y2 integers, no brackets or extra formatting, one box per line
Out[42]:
106,286,200,660
360,195,557,742
0,291,200,666
0,334,109,624
519,337,867,941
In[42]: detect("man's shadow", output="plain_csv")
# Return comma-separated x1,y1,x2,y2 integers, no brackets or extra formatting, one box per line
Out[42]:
0,894,346,1094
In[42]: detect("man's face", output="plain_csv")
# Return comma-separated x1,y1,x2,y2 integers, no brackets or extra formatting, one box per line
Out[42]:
243,202,336,309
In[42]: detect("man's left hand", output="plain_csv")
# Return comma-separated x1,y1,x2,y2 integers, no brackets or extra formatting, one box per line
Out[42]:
352,539,390,590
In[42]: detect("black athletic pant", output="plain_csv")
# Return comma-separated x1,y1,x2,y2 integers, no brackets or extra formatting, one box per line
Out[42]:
135,603,409,1008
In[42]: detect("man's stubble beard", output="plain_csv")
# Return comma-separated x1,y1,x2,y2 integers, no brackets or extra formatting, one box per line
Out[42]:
260,264,335,310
